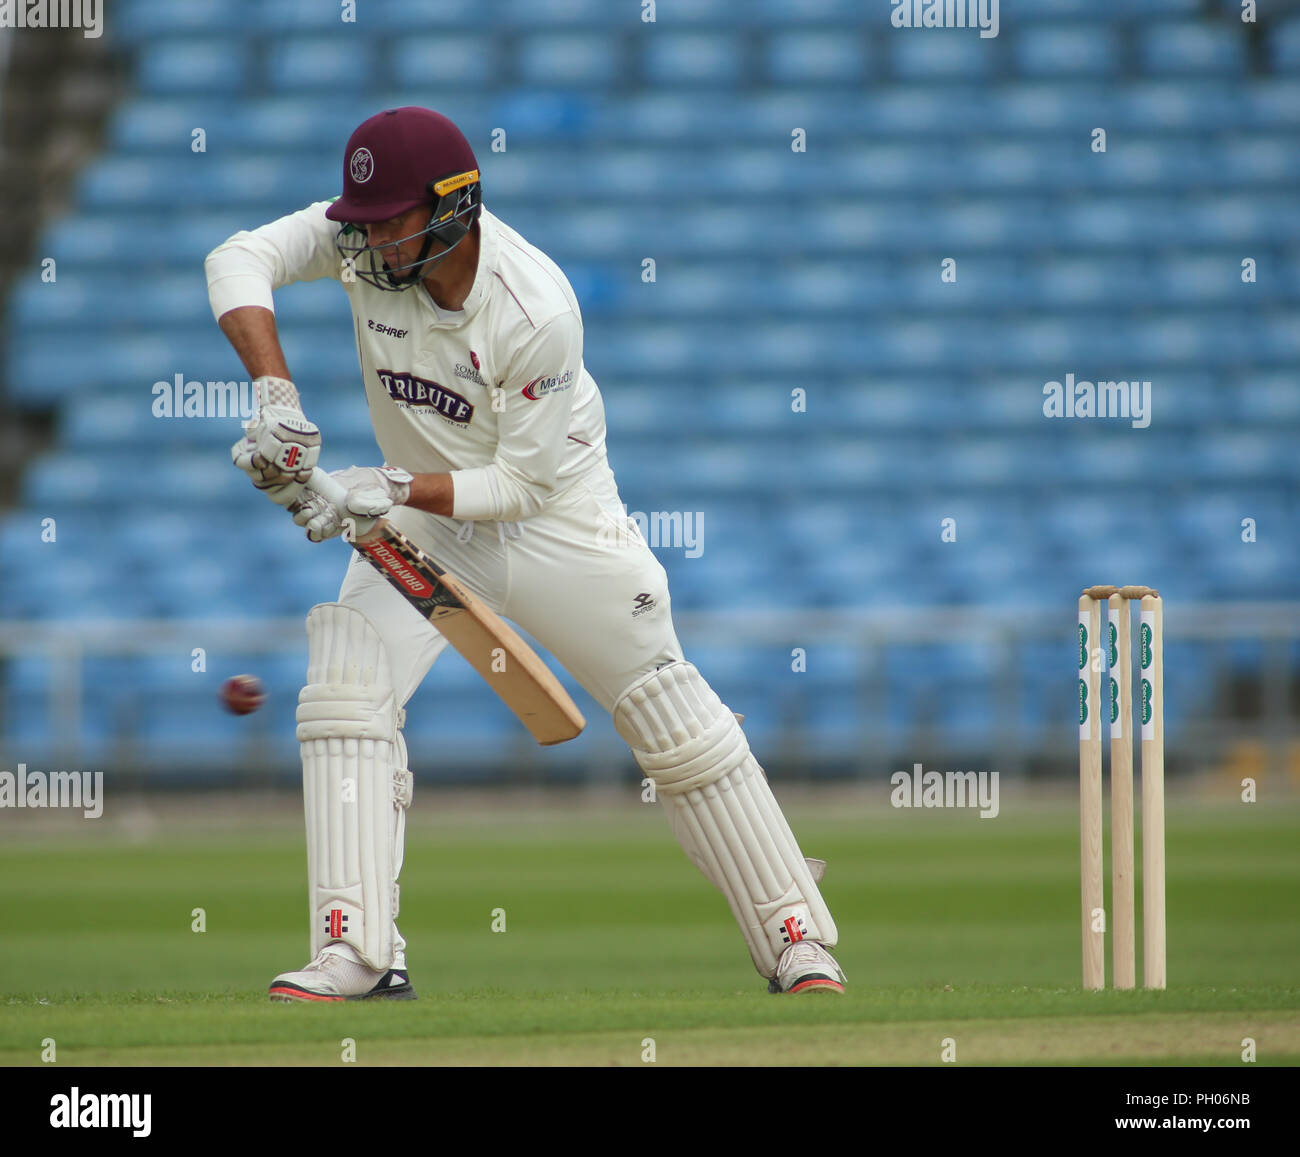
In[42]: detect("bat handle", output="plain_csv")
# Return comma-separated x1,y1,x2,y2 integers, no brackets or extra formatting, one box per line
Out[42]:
305,467,377,541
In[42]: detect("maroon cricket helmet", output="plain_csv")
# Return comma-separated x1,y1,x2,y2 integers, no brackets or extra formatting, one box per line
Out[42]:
325,107,483,291
326,106,479,225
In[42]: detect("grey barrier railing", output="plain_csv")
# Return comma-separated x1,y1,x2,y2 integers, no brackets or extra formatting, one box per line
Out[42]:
1,602,1298,783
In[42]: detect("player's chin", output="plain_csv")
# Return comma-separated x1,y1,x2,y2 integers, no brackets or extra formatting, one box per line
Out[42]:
383,262,420,286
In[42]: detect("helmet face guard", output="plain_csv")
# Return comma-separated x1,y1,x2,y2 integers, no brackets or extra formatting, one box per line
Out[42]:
335,170,482,292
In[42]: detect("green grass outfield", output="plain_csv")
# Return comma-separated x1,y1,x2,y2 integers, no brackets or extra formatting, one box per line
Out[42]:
1,789,1297,1066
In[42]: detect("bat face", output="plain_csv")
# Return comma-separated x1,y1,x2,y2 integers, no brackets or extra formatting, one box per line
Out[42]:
344,518,583,745
307,467,584,744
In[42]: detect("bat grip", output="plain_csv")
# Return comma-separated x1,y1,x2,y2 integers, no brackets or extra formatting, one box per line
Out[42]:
305,467,377,540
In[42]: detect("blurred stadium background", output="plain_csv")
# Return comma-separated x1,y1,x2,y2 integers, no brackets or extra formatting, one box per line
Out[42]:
1,0,1298,792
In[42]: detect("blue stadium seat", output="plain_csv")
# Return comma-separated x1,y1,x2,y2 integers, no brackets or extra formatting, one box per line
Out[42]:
393,35,503,88
490,91,595,141
1138,22,1247,76
1003,0,1202,16
890,31,997,81
135,689,259,754
642,34,745,87
267,39,375,93
13,271,210,330
687,644,791,695
804,547,909,607
799,691,870,762
749,0,872,21
496,0,637,27
1217,135,1300,186
1099,140,1218,190
109,99,234,152
1271,18,1300,72
1193,432,1294,481
582,149,680,198
78,155,334,211
63,397,154,448
221,98,372,152
42,212,253,269
112,0,247,43
79,157,200,210
1154,256,1241,304
765,31,868,85
362,0,488,30
517,33,624,87
797,644,867,688
401,688,534,766
1230,374,1300,422
135,39,250,95
830,382,958,431
252,0,363,32
1014,25,1121,77
1116,82,1248,131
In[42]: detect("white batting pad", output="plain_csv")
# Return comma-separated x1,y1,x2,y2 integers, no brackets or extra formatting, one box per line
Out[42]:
296,603,412,971
613,661,836,977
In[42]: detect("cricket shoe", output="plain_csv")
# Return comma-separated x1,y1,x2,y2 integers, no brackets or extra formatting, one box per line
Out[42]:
269,944,416,1002
768,941,846,995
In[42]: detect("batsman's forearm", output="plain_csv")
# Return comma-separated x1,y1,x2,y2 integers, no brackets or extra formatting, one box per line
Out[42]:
217,306,293,381
404,473,456,518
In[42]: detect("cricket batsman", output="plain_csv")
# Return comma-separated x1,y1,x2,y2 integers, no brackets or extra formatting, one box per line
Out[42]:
205,107,845,1000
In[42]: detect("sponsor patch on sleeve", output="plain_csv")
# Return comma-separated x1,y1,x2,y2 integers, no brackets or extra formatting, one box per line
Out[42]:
521,369,574,400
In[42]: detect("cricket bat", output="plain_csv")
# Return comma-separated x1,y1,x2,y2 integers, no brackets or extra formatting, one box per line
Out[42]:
306,468,585,746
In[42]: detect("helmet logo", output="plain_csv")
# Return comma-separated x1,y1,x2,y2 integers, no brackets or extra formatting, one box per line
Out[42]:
350,147,374,184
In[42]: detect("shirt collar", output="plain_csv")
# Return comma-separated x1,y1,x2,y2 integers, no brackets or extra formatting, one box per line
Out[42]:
446,205,497,322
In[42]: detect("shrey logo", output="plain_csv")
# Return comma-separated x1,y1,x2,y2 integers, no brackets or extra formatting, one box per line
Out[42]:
350,147,374,183
362,541,433,597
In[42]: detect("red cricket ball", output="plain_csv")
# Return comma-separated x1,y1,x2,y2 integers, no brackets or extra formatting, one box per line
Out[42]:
220,674,267,716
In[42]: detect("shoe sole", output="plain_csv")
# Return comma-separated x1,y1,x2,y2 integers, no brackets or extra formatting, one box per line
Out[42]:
268,981,417,1003
786,977,845,994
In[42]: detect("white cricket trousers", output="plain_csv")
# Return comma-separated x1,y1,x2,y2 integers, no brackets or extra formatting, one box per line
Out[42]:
319,462,684,969
334,460,685,722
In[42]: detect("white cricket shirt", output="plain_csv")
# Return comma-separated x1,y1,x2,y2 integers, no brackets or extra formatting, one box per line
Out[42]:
205,203,607,522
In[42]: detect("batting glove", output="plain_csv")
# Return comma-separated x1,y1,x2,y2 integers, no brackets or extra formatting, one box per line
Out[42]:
231,376,322,508
290,465,413,543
